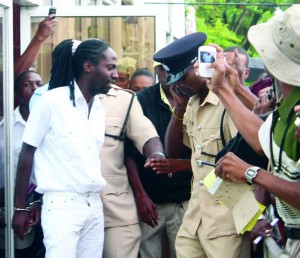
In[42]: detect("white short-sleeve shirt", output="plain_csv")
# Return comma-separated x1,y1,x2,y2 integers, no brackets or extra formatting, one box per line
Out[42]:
23,83,107,193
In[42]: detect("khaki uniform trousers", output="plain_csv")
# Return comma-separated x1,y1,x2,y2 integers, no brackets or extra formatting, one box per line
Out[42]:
175,221,250,258
103,223,141,258
139,201,189,258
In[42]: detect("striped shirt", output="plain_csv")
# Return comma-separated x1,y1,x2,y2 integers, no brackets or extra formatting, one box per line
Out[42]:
259,87,300,228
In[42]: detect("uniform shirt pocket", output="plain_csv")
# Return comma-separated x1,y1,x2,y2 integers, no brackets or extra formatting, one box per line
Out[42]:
104,116,124,145
199,127,224,157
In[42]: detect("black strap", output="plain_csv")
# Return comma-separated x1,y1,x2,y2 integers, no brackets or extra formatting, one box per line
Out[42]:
220,109,227,147
105,91,135,141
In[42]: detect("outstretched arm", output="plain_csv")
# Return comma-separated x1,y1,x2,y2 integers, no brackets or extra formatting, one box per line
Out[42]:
206,44,264,154
215,152,300,210
149,158,191,175
14,15,57,77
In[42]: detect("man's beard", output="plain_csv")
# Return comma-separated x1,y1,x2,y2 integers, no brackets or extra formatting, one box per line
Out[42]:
91,83,111,95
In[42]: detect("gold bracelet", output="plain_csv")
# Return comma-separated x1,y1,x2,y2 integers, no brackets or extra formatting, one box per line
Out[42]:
172,113,184,121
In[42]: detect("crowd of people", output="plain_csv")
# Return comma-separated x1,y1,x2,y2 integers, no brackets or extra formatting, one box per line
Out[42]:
0,3,299,258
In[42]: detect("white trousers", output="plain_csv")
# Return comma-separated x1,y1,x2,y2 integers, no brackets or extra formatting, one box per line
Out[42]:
41,192,104,258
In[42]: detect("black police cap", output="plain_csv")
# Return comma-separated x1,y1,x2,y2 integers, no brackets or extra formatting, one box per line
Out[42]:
153,32,207,83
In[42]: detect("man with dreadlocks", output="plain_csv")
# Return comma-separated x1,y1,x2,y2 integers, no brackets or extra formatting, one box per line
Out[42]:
12,38,114,258
28,38,165,257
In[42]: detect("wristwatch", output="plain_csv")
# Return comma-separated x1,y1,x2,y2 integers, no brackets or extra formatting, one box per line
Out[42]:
245,166,260,185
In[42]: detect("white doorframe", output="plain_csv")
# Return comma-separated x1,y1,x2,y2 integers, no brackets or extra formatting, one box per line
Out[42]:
20,5,167,54
1,1,16,257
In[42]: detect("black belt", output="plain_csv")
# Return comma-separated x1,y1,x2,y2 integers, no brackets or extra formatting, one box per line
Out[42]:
284,226,300,239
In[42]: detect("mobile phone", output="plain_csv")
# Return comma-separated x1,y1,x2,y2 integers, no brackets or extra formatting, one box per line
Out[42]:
48,7,56,19
267,86,274,100
198,46,216,78
175,86,185,96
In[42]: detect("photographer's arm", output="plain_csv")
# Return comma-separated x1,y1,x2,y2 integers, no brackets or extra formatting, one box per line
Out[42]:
207,44,264,154
14,15,57,77
215,152,300,210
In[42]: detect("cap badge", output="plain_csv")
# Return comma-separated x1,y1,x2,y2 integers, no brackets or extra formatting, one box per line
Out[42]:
162,64,170,72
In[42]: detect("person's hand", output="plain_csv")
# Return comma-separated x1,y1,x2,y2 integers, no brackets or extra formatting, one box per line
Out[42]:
149,158,182,174
251,219,276,251
35,15,57,42
205,44,230,93
169,84,189,108
253,92,276,115
251,219,275,240
136,194,159,227
12,210,30,240
28,201,42,227
215,152,250,183
144,152,166,169
223,52,246,92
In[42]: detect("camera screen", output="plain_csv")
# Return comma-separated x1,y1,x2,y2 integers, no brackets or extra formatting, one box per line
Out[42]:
200,51,215,64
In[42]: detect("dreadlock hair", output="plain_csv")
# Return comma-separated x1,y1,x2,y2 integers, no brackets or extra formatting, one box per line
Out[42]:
70,39,109,105
48,39,74,91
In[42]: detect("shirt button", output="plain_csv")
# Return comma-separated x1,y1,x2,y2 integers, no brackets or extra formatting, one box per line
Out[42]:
199,180,204,186
196,144,201,150
197,125,201,131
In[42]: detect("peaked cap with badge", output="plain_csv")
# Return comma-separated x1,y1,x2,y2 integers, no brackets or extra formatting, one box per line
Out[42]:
153,32,207,83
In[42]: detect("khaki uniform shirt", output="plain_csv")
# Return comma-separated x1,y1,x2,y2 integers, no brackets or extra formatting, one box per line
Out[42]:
98,85,158,228
182,90,238,238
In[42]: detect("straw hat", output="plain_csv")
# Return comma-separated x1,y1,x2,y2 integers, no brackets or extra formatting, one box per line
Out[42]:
248,4,300,86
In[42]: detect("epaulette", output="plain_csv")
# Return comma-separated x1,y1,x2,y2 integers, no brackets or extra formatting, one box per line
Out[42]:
110,84,136,96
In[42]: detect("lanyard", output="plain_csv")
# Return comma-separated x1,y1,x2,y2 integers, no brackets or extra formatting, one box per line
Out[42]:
270,102,299,173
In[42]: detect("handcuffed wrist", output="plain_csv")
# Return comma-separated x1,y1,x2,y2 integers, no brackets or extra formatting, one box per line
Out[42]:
14,207,30,212
28,200,42,206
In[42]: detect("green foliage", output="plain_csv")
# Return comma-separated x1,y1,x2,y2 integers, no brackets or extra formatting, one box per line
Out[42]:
187,0,293,56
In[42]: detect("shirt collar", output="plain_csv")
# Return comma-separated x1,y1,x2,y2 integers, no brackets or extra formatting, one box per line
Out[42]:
73,81,103,110
14,106,26,126
160,84,172,109
188,89,220,107
0,106,26,126
74,81,86,103
277,87,300,121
